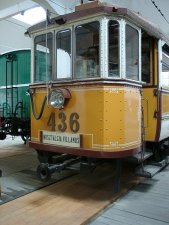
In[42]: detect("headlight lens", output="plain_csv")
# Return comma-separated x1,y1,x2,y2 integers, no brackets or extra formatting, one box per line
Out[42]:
48,90,65,109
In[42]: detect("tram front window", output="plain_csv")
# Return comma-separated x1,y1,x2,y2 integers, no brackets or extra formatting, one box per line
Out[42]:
108,20,119,77
56,29,71,79
126,25,139,81
75,21,100,78
34,33,53,82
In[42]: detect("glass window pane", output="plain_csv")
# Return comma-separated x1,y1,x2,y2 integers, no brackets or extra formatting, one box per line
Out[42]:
126,25,139,80
142,38,151,83
56,29,71,79
75,21,100,79
161,63,169,87
108,20,119,77
163,52,169,65
161,45,169,87
34,33,53,82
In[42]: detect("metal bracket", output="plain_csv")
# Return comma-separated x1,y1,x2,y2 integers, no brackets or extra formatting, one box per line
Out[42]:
113,159,122,194
154,110,159,118
153,89,158,97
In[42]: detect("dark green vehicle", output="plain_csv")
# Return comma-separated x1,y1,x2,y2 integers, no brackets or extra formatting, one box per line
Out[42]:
0,50,30,143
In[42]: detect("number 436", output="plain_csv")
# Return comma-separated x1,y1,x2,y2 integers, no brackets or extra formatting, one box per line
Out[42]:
47,112,80,133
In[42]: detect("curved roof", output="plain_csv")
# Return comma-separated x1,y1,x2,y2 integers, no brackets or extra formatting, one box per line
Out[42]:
27,3,169,45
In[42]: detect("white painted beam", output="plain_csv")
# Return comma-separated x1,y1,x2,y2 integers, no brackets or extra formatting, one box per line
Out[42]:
32,0,68,15
0,0,38,20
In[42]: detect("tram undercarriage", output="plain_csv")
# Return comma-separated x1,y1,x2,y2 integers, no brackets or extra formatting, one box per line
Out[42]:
35,140,169,193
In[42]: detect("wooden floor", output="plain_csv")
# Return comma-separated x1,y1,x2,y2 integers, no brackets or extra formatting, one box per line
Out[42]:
0,136,31,159
0,137,142,225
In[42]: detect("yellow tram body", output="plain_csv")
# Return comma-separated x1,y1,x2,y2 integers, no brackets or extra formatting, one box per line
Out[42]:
31,84,141,156
28,1,169,167
160,92,169,140
142,88,158,141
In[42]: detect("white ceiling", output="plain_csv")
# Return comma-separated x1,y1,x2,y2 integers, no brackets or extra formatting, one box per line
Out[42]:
0,0,80,20
0,0,169,34
0,0,169,54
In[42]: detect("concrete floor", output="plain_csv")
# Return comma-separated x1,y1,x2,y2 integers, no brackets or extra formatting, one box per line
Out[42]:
87,164,169,225
0,136,76,204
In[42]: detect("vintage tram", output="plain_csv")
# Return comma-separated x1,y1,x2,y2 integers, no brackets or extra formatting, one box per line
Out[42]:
27,1,169,184
0,50,30,142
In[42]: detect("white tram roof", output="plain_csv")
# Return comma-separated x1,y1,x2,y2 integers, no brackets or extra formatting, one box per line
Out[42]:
27,2,169,45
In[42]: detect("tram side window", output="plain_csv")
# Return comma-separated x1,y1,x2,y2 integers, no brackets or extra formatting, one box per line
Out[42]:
56,29,71,79
75,21,100,78
34,33,53,82
142,37,151,83
126,25,139,81
161,44,169,88
108,20,119,77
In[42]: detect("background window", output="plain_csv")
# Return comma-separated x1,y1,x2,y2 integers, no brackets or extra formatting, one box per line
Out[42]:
126,25,139,81
108,20,119,77
161,44,169,88
75,21,100,79
34,33,53,82
56,29,71,79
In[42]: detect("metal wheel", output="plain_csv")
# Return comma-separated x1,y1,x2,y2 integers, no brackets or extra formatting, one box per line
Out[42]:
0,132,6,140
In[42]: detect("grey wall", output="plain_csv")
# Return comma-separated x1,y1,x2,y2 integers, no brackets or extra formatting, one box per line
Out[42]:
0,18,31,54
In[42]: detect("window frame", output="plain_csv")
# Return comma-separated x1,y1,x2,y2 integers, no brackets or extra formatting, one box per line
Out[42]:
73,18,101,80
160,42,169,89
124,21,141,82
107,19,120,78
141,33,155,85
104,17,142,82
55,27,73,80
32,17,143,84
33,31,54,83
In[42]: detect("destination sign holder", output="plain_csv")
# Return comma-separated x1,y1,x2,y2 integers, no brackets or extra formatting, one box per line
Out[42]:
40,130,81,148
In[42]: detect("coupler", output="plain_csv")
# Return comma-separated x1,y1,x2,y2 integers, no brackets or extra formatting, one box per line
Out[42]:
37,157,80,181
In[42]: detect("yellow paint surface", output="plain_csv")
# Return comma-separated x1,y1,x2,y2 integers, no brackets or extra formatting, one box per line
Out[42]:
142,88,157,141
31,84,141,152
162,93,169,116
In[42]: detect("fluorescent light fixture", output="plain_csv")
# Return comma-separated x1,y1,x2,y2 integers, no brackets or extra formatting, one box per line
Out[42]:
13,6,46,25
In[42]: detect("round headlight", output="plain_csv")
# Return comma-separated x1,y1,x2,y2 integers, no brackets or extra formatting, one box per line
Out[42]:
48,90,65,109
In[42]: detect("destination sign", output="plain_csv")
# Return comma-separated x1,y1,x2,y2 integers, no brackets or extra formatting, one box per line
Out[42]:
42,131,80,148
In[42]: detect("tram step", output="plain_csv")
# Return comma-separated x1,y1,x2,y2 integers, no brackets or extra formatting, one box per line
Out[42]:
150,156,169,167
128,150,153,164
162,144,169,155
135,157,169,178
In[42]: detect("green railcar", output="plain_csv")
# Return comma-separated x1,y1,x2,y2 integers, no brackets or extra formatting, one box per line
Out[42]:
0,50,30,142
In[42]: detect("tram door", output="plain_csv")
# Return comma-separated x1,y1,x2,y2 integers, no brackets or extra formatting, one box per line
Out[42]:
142,34,158,143
5,53,18,117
